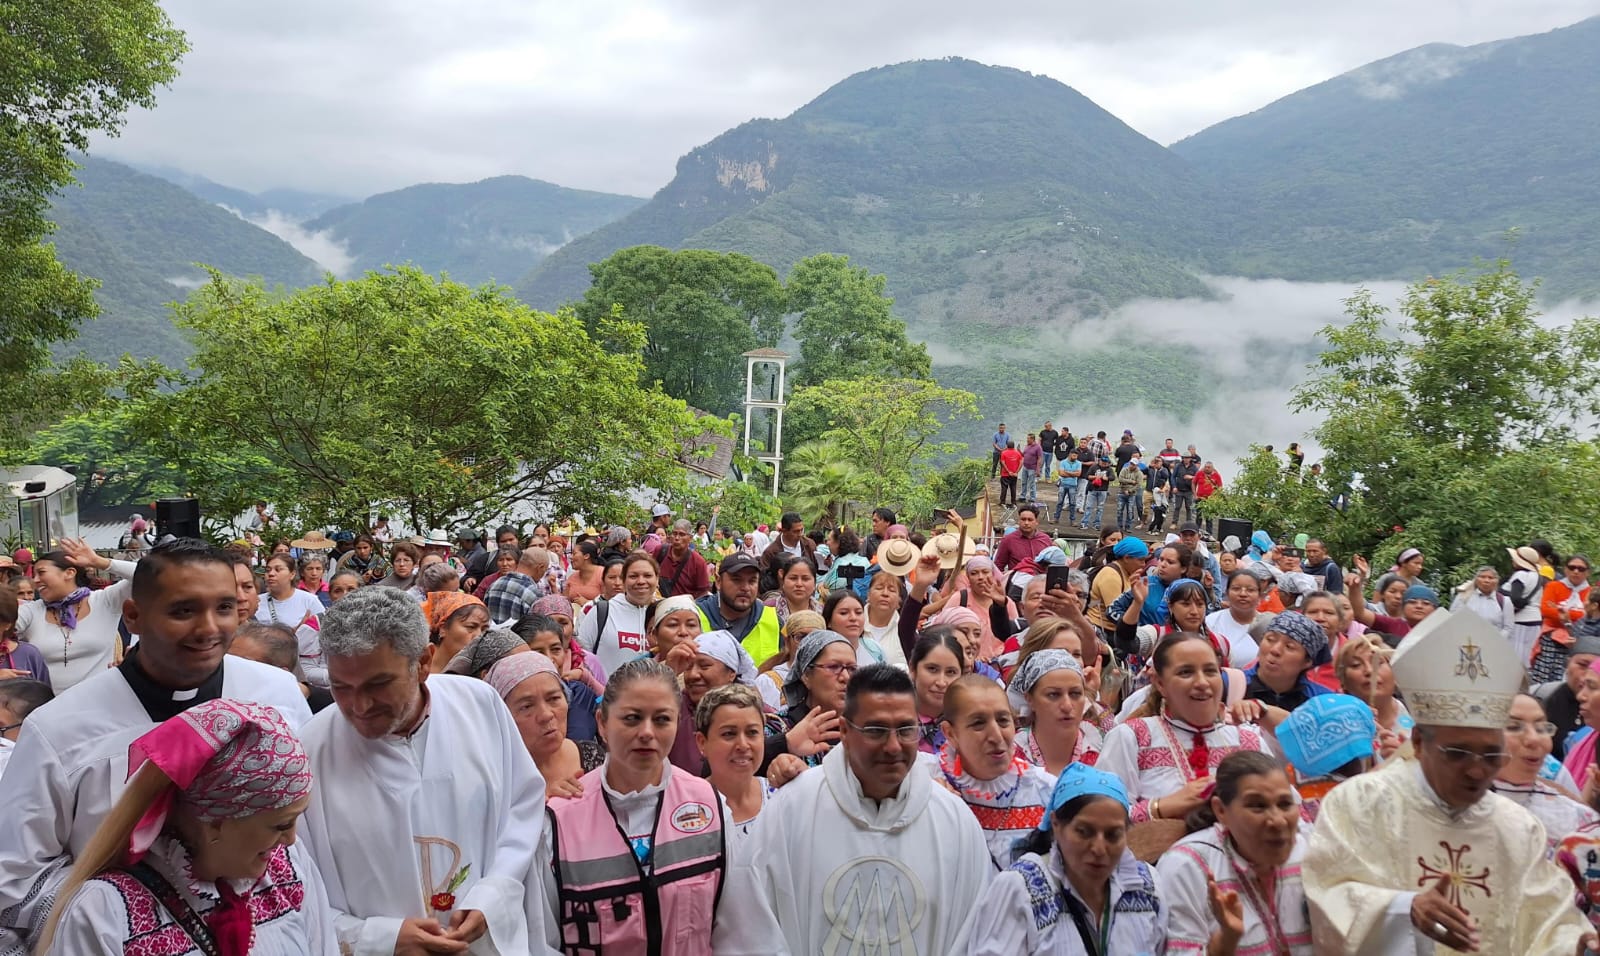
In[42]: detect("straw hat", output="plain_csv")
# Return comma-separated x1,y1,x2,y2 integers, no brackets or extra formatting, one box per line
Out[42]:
290,530,333,550
1507,545,1541,572
424,529,453,548
922,532,976,570
878,539,922,577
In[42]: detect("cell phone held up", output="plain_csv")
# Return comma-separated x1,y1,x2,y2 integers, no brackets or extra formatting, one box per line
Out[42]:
1045,564,1073,594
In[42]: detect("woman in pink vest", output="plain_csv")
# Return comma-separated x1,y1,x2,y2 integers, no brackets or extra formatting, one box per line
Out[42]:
545,657,780,954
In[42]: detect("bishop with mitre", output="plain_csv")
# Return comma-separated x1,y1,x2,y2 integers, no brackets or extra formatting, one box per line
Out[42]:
1304,608,1598,954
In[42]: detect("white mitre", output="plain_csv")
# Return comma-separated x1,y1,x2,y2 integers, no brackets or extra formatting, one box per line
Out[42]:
1391,608,1522,729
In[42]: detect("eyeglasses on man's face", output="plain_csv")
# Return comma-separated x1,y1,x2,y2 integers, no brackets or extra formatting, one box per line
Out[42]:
844,719,921,744
1569,564,1590,573
1430,743,1509,767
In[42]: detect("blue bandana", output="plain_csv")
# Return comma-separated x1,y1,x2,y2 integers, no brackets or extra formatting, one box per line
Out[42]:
1113,538,1150,559
1040,763,1129,831
1403,584,1439,606
1277,694,1376,777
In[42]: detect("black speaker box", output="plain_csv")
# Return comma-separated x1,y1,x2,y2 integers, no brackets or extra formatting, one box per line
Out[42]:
155,497,202,540
1216,517,1253,554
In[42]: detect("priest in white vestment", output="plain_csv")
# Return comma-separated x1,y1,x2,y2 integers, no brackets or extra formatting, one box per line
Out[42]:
751,663,992,956
1305,608,1597,954
0,543,312,956
299,585,555,956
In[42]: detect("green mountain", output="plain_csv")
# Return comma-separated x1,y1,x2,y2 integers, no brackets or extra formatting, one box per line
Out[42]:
519,57,1217,339
130,163,356,220
516,57,1222,435
47,157,324,365
1173,16,1600,300
305,177,646,286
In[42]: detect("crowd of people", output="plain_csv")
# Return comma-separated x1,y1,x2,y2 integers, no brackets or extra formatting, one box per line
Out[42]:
0,493,1595,954
990,424,1237,534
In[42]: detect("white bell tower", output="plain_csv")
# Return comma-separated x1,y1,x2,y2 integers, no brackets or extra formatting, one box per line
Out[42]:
741,348,789,495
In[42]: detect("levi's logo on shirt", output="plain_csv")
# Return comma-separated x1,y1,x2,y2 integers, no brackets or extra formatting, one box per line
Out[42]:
617,630,646,653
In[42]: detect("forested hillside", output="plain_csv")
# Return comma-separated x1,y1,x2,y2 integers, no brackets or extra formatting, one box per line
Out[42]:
48,157,322,365
306,176,644,286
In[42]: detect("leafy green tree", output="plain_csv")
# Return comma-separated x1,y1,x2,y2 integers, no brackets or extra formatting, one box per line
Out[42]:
157,268,702,532
786,254,931,388
1,1,187,439
787,377,979,515
782,441,869,528
574,246,786,415
1208,261,1600,583
675,476,782,544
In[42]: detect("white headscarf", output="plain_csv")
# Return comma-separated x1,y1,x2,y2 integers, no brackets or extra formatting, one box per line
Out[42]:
693,629,759,686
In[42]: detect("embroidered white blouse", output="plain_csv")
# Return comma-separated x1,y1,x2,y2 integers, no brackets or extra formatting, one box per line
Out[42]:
1096,715,1271,823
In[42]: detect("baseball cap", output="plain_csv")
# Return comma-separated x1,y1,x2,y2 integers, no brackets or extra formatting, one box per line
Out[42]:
1179,522,1200,535
651,503,672,518
718,553,759,576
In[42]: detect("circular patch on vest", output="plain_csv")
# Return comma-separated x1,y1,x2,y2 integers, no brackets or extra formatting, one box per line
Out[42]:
670,802,714,834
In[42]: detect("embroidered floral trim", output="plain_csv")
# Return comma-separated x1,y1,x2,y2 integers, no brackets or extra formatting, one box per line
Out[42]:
938,741,1031,805
93,844,304,956
1009,858,1062,931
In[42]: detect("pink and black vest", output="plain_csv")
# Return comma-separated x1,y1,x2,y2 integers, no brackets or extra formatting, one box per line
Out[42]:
546,767,726,955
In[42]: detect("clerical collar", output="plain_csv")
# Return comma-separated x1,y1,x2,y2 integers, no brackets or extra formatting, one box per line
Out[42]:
118,645,225,723
1412,761,1478,822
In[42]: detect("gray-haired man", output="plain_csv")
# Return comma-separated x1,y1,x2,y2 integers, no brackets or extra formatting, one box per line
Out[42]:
299,586,553,955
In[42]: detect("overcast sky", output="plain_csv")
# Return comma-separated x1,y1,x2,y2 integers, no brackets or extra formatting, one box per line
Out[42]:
98,1,1600,201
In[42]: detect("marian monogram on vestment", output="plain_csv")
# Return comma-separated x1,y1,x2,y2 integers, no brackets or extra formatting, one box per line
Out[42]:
1455,639,1489,682
1416,841,1492,911
821,856,926,955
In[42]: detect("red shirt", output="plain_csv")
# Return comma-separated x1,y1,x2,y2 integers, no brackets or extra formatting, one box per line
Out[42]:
657,548,712,599
994,530,1051,571
999,448,1023,477
1196,468,1223,498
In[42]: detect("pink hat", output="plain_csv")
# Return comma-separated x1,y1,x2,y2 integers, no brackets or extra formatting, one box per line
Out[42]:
126,700,312,864
928,605,984,631
485,652,563,700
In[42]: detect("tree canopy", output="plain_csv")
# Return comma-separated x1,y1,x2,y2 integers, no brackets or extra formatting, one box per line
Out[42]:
1208,261,1600,583
142,268,701,532
786,376,979,522
786,253,930,388
575,246,786,415
0,0,186,441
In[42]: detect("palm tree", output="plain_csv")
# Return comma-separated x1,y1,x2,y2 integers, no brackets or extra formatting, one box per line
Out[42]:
782,441,867,528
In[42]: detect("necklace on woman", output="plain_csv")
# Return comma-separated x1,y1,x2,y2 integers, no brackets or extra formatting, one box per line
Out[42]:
938,742,1028,804
1226,837,1292,956
1156,712,1216,783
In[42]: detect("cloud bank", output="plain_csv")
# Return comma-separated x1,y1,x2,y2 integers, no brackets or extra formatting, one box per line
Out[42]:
946,275,1599,469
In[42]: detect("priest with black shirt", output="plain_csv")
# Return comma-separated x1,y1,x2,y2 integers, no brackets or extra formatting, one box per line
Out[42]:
0,538,310,954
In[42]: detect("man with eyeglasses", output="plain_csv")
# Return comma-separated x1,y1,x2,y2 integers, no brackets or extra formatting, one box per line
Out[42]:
1306,609,1596,955
750,663,990,956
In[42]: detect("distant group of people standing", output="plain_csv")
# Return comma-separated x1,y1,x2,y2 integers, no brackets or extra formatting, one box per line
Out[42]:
991,423,1228,534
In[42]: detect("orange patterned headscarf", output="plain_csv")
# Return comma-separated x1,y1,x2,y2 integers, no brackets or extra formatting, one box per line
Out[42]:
422,592,484,634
